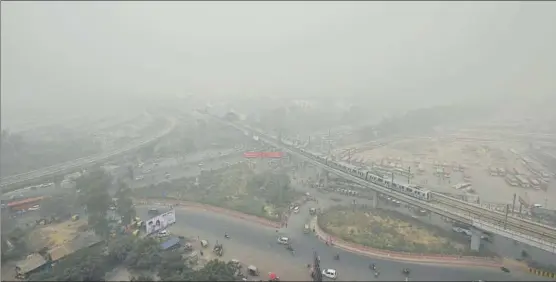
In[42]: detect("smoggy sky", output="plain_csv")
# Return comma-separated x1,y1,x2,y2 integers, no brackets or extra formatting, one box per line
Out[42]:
2,2,556,123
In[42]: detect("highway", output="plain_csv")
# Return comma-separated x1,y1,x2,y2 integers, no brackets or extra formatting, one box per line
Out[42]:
0,116,177,191
208,115,556,253
136,204,545,281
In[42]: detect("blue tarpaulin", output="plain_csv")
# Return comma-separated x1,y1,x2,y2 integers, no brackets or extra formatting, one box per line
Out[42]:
160,237,180,250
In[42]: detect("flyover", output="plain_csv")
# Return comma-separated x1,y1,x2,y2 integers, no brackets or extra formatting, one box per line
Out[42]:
0,116,177,193
206,114,556,254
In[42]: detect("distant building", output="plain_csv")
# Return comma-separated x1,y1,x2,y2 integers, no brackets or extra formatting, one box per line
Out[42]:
47,232,103,262
15,253,49,279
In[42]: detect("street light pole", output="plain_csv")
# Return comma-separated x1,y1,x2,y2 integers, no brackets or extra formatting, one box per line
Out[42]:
407,166,411,184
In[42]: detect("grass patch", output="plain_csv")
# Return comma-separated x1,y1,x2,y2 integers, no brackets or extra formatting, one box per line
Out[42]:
134,163,302,222
319,206,495,257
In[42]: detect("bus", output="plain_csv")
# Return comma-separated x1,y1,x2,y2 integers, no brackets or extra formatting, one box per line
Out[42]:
515,175,530,188
505,175,519,186
529,178,541,190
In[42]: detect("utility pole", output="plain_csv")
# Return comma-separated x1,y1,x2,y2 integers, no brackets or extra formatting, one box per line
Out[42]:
504,204,510,230
511,193,516,216
391,173,394,189
407,166,411,184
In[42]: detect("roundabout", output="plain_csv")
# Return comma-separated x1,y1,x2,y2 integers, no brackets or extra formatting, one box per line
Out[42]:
136,201,549,281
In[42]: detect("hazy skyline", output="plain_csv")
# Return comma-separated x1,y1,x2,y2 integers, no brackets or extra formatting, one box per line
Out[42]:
2,2,556,125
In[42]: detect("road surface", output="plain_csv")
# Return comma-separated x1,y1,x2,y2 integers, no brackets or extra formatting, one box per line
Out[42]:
136,205,546,281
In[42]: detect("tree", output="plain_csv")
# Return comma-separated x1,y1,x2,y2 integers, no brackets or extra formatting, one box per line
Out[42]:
131,274,154,281
127,165,135,181
115,181,136,225
40,192,77,218
187,260,239,281
77,168,113,238
107,236,136,263
157,251,191,281
125,238,162,271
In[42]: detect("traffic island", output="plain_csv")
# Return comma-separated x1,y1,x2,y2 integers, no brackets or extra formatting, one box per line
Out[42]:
311,208,503,268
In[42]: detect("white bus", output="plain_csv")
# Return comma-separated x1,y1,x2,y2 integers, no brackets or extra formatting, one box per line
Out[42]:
515,175,530,188
529,178,541,190
505,175,519,186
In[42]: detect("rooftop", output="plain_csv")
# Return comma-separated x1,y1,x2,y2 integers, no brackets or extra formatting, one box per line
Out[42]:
16,253,47,274
160,237,180,250
48,231,103,261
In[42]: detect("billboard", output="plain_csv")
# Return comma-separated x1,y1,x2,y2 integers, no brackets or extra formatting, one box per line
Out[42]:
243,152,283,159
146,209,176,234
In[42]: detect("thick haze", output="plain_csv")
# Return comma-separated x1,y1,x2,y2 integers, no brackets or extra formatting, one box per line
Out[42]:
2,2,556,127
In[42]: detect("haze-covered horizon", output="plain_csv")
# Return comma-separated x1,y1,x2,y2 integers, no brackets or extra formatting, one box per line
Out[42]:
2,2,556,127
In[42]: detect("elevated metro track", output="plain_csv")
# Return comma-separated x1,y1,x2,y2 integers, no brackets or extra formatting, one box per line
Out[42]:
1,117,177,193
207,115,556,253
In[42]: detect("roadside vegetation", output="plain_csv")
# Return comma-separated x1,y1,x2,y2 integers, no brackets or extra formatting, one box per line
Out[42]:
29,236,239,281
135,162,302,221
1,168,138,265
319,206,496,256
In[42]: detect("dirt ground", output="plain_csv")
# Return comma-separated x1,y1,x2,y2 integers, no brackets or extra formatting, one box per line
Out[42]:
26,218,88,251
339,137,556,209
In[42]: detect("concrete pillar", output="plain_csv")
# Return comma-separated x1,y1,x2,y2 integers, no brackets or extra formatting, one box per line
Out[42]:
470,228,482,251
323,170,329,188
372,191,378,208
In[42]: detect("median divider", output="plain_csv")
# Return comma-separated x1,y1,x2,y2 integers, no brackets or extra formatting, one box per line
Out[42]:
311,217,502,268
134,198,281,229
528,267,556,280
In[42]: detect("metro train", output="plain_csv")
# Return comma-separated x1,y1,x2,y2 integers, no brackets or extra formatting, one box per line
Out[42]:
298,148,432,201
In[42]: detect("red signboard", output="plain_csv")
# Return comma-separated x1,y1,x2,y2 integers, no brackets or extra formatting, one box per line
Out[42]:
243,152,283,159
243,152,261,158
263,152,283,158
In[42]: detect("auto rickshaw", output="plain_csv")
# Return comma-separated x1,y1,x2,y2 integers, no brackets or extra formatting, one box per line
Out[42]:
248,265,259,276
213,243,223,256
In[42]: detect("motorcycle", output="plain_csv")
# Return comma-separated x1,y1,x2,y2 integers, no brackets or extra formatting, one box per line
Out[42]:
334,254,340,260
224,234,230,239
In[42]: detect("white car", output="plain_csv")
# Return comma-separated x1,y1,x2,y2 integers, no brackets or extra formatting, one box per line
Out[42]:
28,205,40,211
277,237,289,245
293,206,300,214
322,269,337,279
158,230,169,237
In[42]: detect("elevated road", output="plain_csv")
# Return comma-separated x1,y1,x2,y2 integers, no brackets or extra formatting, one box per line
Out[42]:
0,116,177,192
207,115,556,253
